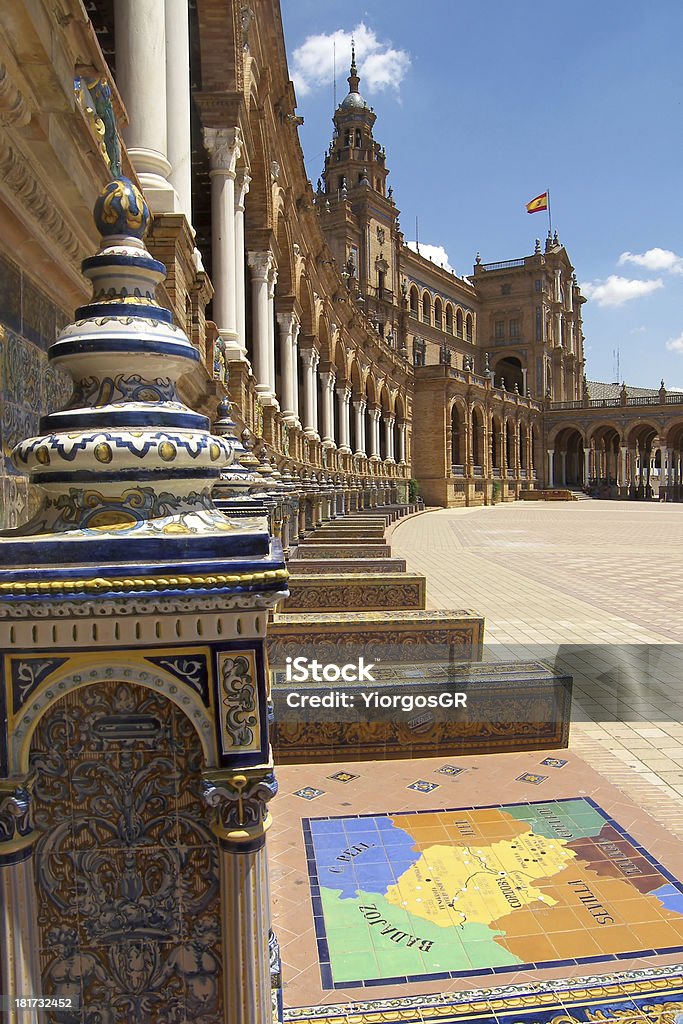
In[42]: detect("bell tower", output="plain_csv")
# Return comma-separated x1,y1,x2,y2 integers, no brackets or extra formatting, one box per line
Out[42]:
319,44,401,344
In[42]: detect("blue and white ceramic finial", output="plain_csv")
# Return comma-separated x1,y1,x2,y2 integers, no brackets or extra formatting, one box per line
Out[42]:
0,177,286,604
93,176,151,239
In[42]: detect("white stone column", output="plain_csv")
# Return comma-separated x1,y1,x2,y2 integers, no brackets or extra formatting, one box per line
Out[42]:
291,321,301,423
619,445,628,488
583,447,591,486
311,352,320,437
336,385,352,453
660,446,669,490
165,0,192,220
398,422,407,464
267,264,278,398
547,449,555,487
354,399,367,456
276,311,298,422
205,128,242,355
302,349,319,438
384,414,396,463
248,251,275,402
116,0,179,211
321,371,336,446
234,170,251,359
521,367,528,396
369,407,381,459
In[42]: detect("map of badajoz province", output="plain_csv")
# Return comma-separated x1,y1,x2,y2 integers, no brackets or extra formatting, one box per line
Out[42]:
304,799,683,987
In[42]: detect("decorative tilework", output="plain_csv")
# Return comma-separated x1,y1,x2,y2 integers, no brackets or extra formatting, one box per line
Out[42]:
435,764,466,776
327,771,359,783
541,757,568,768
283,967,683,1023
295,787,325,801
302,798,683,991
516,771,548,784
407,779,439,793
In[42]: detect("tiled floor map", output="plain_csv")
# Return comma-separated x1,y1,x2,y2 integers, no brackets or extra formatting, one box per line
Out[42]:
303,798,683,988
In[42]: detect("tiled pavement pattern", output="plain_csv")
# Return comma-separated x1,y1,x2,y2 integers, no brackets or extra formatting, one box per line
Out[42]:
390,504,683,833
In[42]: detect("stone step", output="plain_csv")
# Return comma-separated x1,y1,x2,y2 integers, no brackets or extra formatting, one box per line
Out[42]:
271,659,571,763
267,608,484,666
280,572,426,613
295,543,392,559
288,557,407,575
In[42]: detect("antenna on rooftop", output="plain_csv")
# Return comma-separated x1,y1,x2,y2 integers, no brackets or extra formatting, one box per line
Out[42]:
415,215,420,253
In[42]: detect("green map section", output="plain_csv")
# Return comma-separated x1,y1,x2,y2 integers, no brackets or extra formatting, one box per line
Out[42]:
321,887,520,982
504,800,608,841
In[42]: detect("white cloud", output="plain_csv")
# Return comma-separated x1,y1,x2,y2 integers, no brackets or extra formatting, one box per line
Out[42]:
405,241,454,274
580,275,663,307
619,248,683,274
666,332,683,354
291,23,410,98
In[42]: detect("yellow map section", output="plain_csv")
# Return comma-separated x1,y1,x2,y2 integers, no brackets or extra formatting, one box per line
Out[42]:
385,831,576,928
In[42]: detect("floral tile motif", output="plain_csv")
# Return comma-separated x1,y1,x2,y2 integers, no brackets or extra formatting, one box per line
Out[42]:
435,765,466,777
516,771,548,785
294,787,325,800
407,780,440,793
327,771,359,784
541,757,569,768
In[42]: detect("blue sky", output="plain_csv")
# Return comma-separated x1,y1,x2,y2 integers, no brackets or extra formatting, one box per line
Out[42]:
281,1,683,389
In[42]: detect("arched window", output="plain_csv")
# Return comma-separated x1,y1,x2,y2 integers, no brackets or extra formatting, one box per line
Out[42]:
445,305,453,334
409,286,419,318
434,298,443,330
422,292,431,325
456,308,463,338
465,313,473,342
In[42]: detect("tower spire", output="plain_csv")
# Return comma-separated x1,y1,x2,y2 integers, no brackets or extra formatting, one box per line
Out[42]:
348,38,360,94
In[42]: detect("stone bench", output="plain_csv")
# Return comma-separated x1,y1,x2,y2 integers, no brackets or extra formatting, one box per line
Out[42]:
288,557,407,575
294,543,392,559
280,572,426,613
271,659,572,763
267,608,484,666
307,528,387,542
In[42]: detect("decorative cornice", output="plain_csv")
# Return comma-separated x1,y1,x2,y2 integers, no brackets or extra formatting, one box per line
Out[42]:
0,135,84,262
0,567,288,597
0,62,31,126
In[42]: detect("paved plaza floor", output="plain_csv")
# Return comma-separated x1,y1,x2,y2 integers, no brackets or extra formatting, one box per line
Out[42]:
272,501,683,1021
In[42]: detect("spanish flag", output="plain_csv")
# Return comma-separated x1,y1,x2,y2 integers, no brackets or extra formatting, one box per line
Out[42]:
526,192,549,214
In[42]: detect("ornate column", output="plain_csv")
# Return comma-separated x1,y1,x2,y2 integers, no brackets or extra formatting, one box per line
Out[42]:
301,349,319,438
0,779,42,1024
276,311,298,422
201,767,277,1024
547,449,555,487
205,127,242,356
248,251,276,402
398,421,407,464
583,447,591,486
383,414,396,463
234,171,251,359
368,407,381,459
353,399,367,456
321,371,336,446
336,384,352,453
165,0,192,220
115,0,179,211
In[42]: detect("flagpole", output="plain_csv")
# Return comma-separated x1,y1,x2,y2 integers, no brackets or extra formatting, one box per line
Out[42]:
547,189,552,236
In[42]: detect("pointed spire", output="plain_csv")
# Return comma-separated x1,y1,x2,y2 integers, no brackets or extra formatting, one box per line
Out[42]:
348,38,360,94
